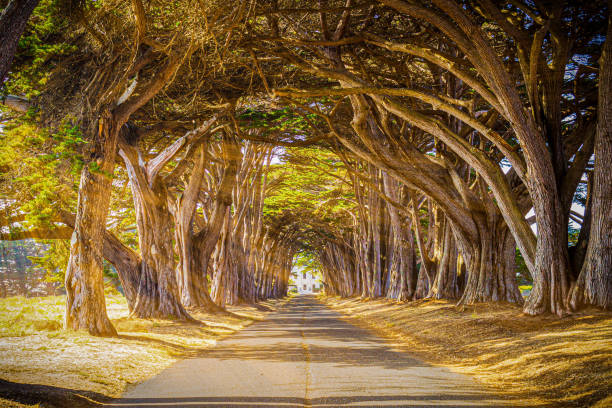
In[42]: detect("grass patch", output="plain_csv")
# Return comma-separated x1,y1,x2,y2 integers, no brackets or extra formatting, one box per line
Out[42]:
0,294,284,407
321,295,612,408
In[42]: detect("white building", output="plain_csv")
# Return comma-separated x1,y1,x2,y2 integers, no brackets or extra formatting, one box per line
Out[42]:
291,270,322,294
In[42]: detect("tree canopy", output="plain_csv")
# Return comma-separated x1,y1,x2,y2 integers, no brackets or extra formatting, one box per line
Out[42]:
0,0,610,336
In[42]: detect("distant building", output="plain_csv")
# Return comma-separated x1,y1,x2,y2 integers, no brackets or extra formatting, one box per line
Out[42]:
292,270,322,294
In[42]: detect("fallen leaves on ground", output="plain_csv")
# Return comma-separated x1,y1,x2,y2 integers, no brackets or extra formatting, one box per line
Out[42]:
322,295,612,408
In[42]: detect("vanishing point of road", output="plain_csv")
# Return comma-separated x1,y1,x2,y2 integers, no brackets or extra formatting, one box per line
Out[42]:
112,296,513,407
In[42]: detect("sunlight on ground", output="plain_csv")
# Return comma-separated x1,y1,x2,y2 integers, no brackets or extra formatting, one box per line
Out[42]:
0,295,285,407
322,296,612,408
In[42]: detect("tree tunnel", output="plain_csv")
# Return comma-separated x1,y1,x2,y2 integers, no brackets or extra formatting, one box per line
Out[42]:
0,0,610,339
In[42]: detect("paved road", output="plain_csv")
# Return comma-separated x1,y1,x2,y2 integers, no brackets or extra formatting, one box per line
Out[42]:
111,296,511,407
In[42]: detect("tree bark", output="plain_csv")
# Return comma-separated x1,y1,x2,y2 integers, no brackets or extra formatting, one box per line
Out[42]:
522,199,572,316
456,219,523,305
383,174,417,301
64,113,118,337
429,219,460,300
571,11,612,310
0,0,40,85
172,144,220,311
60,211,140,310
119,139,191,320
211,207,239,307
181,136,239,309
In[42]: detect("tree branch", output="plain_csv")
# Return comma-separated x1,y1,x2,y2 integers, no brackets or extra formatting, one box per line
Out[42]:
145,114,222,183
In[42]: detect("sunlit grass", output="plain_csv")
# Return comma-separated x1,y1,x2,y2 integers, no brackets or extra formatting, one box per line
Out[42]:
0,295,129,337
0,295,65,337
0,294,286,407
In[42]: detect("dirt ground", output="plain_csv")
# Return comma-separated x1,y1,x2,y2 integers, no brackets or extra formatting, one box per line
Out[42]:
321,296,612,408
0,294,287,408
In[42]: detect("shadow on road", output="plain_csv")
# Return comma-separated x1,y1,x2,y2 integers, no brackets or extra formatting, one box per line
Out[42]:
108,394,523,407
0,376,529,408
0,297,534,408
198,296,428,370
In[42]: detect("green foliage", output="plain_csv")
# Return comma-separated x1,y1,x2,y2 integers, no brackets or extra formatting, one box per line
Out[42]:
260,145,358,267
2,117,82,230
27,240,69,286
568,223,581,246
2,0,75,98
238,107,322,136
109,167,139,251
0,114,84,286
0,114,136,290
264,147,353,223
515,248,532,285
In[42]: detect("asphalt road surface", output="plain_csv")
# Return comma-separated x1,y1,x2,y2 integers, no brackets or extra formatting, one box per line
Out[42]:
111,296,512,408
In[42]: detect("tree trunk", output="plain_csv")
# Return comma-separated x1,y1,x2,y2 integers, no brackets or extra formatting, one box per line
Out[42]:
65,45,188,332
176,230,220,310
411,200,433,300
131,188,191,319
522,197,572,315
0,0,39,85
414,267,429,299
172,144,220,311
429,220,460,299
60,211,140,310
211,207,240,306
457,216,523,305
119,141,191,320
178,136,239,310
383,173,417,300
64,114,117,337
571,14,612,310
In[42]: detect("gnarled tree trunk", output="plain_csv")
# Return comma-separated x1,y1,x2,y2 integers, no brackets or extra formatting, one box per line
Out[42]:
172,143,220,311
383,174,417,301
429,219,460,300
64,39,189,333
522,196,572,315
456,219,523,305
64,113,118,336
60,211,140,310
181,135,239,309
119,139,191,320
211,207,239,307
571,16,612,310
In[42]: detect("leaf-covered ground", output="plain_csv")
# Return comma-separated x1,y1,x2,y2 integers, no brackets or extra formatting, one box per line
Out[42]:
322,296,612,408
